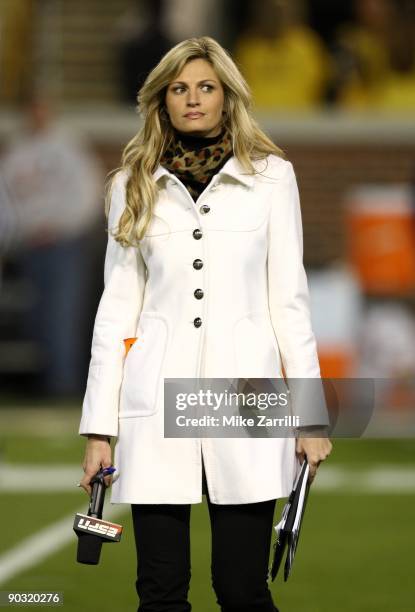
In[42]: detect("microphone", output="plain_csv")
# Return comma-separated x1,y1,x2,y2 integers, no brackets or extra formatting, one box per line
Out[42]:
73,466,123,564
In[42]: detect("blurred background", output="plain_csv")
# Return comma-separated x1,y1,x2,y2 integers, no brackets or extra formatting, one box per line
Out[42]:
0,1,414,611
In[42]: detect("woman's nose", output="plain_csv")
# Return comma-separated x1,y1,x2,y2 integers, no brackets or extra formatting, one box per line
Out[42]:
186,89,200,106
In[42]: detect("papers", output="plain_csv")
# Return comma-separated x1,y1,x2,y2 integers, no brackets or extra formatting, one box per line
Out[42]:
269,458,311,582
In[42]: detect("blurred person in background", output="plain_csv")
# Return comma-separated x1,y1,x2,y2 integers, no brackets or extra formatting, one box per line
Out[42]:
79,36,332,612
307,0,354,48
233,0,333,110
0,93,103,397
334,0,415,111
306,0,355,103
116,0,172,105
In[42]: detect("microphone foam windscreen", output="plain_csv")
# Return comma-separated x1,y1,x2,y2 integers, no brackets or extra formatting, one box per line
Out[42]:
76,533,103,565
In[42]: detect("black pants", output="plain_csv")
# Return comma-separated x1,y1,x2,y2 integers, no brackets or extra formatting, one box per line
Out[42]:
131,461,279,612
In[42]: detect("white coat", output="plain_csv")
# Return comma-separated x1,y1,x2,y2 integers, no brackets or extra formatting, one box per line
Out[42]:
79,153,329,505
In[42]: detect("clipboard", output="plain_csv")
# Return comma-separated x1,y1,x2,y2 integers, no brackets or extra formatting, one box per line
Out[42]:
269,456,311,582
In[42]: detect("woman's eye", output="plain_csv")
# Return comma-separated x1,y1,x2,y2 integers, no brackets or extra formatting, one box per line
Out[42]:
171,84,214,94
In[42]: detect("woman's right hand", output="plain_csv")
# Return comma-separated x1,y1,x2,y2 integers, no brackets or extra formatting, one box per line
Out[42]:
79,435,113,496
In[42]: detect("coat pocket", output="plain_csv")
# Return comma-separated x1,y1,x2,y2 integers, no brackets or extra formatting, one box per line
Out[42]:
233,312,282,378
119,312,168,418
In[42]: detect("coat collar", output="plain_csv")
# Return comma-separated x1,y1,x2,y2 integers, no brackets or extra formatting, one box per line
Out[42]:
152,155,255,188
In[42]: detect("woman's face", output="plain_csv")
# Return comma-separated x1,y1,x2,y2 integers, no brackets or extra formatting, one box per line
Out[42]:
165,58,225,137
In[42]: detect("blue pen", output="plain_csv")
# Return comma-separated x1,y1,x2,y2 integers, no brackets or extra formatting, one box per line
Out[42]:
102,466,116,476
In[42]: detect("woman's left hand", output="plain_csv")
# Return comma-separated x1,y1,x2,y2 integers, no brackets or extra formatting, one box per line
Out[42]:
295,427,333,484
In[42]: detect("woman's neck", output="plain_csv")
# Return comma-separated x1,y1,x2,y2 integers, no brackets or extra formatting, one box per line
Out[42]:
173,127,226,150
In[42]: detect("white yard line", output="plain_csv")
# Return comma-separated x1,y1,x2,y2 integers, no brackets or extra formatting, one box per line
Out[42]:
0,503,127,586
0,464,82,492
313,465,415,492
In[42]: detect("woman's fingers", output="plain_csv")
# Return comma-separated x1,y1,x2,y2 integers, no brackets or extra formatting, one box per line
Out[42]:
295,437,333,484
79,470,94,496
80,457,103,496
307,459,320,483
80,438,113,496
79,468,113,495
102,461,114,488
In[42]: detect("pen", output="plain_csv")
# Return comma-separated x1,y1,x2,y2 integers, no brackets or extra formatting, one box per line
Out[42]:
102,466,116,476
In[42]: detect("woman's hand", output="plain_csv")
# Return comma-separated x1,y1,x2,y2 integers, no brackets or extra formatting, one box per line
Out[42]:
295,426,333,484
79,435,113,496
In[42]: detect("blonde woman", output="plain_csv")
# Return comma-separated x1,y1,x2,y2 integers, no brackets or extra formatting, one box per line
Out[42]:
79,36,332,612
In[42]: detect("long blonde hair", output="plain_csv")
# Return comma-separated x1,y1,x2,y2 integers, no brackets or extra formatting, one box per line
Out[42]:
107,36,285,247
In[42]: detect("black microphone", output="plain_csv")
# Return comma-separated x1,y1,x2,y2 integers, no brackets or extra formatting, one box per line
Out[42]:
73,467,123,565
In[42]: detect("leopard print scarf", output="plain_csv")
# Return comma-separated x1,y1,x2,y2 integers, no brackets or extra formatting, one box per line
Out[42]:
160,127,233,201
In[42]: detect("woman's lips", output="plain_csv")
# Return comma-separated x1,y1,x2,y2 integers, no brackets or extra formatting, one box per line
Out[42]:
184,113,204,119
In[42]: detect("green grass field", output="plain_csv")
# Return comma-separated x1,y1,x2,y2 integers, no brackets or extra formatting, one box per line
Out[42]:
0,405,414,611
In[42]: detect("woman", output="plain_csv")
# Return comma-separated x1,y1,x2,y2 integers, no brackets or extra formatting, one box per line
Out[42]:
79,36,332,612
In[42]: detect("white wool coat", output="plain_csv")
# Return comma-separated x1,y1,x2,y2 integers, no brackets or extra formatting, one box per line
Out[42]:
79,153,329,504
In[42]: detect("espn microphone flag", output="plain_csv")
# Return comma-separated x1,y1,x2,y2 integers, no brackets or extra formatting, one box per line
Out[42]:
74,466,123,564
269,457,311,582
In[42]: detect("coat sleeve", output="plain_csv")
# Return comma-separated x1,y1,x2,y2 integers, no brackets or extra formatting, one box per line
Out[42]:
267,160,330,427
79,171,147,437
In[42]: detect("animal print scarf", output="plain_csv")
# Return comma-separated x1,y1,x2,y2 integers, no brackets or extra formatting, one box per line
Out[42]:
160,127,233,201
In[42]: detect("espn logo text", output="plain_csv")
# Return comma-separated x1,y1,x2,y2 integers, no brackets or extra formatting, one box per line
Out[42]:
74,513,123,541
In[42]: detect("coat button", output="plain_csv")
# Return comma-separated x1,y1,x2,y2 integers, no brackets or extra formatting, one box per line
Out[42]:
193,317,202,328
194,288,204,299
200,205,210,214
193,228,203,240
193,259,203,270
